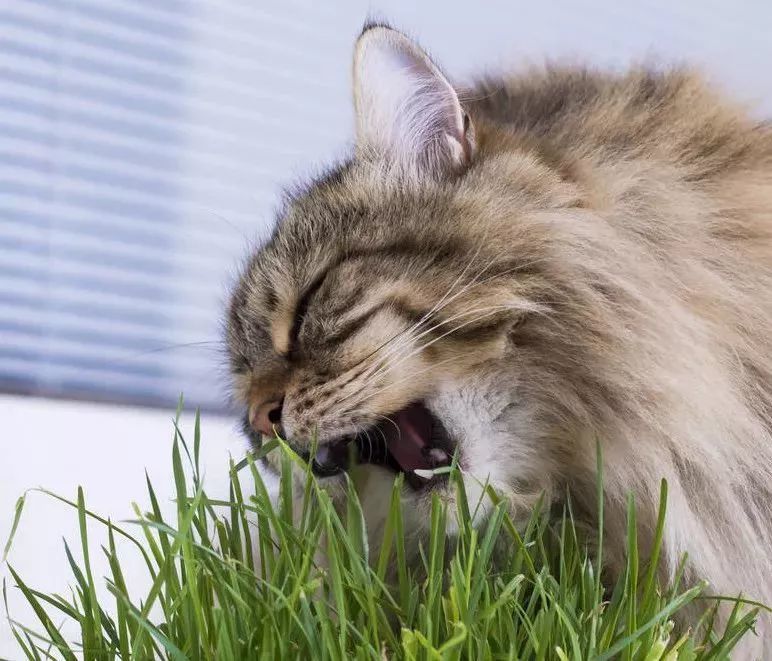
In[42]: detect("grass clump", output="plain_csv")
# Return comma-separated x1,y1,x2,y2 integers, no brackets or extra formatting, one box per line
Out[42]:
2,407,760,660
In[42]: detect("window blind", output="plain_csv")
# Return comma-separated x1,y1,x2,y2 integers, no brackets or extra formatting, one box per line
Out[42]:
2,0,769,412
0,0,354,411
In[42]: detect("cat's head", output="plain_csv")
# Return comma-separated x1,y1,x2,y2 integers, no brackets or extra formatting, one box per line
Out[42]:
227,25,555,525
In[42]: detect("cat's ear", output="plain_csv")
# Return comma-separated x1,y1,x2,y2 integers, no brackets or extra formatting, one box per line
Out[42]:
353,25,474,176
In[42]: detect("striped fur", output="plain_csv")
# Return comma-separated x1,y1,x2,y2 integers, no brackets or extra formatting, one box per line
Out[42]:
227,25,772,653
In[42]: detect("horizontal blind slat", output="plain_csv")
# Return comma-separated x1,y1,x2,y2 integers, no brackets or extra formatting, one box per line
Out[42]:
0,0,348,410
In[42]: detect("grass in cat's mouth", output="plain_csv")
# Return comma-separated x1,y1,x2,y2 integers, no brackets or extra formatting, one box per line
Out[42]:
295,402,454,489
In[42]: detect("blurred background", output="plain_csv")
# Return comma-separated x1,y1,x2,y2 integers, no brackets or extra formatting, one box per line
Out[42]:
1,0,771,654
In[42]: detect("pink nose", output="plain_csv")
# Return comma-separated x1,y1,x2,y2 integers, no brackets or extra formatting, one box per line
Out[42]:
250,399,284,436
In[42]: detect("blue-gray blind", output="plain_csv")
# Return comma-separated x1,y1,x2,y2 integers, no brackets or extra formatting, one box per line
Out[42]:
2,0,769,411
0,0,353,410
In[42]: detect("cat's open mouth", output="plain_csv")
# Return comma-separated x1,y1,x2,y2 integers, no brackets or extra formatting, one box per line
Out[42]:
299,402,454,489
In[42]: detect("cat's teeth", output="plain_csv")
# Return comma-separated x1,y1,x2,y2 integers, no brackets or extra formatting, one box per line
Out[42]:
413,469,435,480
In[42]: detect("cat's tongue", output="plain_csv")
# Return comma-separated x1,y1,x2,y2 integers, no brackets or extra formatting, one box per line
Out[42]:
384,403,436,472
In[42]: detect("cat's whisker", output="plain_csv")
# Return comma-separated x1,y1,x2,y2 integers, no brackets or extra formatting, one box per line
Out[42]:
328,407,397,443
336,358,458,414
358,252,547,372
93,340,227,373
338,246,542,390
348,236,506,360
341,290,556,411
402,241,490,332
362,412,400,438
350,242,495,369
345,356,461,412
328,306,510,416
329,305,509,432
322,293,534,420
355,311,494,389
373,310,511,388
362,428,374,462
360,303,517,386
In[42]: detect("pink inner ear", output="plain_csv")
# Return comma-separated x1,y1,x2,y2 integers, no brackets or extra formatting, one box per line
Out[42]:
384,402,434,471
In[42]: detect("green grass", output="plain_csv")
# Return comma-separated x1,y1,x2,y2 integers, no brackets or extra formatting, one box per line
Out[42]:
2,406,760,660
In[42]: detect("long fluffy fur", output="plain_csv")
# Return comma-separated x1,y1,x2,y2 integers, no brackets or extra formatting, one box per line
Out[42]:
227,42,772,655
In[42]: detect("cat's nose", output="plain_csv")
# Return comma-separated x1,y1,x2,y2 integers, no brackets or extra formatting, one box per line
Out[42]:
250,398,284,437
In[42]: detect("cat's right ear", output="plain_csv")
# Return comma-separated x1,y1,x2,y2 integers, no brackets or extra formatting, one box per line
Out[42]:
352,24,475,177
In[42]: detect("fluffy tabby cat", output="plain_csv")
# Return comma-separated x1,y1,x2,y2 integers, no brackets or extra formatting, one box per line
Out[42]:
227,24,772,651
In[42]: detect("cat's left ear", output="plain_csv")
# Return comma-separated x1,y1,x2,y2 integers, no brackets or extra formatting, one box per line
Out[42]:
353,25,475,176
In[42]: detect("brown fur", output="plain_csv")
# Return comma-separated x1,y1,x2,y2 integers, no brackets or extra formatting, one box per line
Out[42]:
227,26,772,654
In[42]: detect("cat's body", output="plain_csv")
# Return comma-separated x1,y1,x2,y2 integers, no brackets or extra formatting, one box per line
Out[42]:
227,26,772,653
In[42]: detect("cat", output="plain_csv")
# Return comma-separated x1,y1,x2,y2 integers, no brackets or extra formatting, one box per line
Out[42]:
226,23,772,653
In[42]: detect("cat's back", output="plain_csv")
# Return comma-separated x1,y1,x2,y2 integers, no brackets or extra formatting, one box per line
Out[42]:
467,64,772,443
467,64,772,183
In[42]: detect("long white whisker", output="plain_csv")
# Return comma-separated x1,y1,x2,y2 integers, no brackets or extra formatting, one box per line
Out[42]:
360,302,498,385
331,304,512,416
352,242,510,368
370,305,515,385
345,356,460,411
361,303,515,386
336,409,400,444
363,428,374,463
328,308,511,435
360,253,546,371
320,255,550,419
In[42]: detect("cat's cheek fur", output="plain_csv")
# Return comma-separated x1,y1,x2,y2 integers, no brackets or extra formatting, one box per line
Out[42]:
358,365,554,542
431,368,553,526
